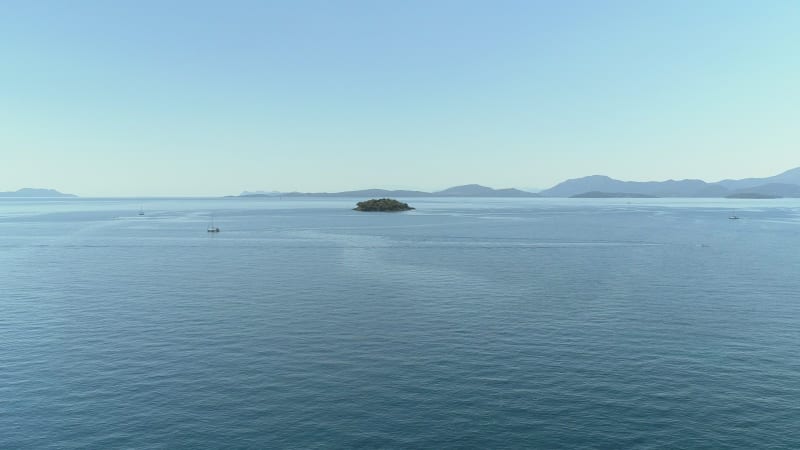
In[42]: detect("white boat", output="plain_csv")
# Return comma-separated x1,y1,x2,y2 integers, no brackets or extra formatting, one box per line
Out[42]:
207,214,220,232
729,215,740,220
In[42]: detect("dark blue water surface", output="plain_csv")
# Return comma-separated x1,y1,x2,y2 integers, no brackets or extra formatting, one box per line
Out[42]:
2,197,799,448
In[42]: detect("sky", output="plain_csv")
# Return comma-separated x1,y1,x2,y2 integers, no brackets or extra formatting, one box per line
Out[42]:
2,0,799,196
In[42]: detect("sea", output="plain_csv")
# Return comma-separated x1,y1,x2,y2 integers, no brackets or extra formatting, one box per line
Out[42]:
1,197,799,449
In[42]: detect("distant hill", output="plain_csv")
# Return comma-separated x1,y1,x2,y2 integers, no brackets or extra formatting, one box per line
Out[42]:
433,184,538,197
540,167,800,198
282,188,432,198
539,176,717,197
236,185,538,198
239,190,282,197
717,167,800,191
233,168,800,199
0,188,77,198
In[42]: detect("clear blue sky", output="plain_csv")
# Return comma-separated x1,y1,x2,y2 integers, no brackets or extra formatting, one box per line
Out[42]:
2,0,798,196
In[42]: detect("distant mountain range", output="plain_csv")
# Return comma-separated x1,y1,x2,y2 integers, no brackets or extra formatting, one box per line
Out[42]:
236,184,539,198
14,168,798,199
539,167,800,198
0,188,76,198
237,167,800,199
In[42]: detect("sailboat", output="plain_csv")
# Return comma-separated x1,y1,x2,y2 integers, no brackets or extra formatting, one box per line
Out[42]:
207,214,220,233
138,204,145,216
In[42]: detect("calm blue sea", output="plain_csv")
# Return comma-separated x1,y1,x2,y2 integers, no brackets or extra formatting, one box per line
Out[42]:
2,197,799,448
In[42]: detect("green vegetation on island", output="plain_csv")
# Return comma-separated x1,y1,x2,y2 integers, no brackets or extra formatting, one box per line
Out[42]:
354,198,414,212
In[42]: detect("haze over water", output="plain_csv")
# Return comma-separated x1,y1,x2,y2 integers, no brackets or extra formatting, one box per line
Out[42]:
2,197,800,448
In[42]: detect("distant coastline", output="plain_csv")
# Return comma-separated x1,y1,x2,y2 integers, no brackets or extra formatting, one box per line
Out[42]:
234,167,800,199
570,191,657,199
538,166,800,198
232,184,540,198
725,193,780,199
10,166,800,199
0,188,76,198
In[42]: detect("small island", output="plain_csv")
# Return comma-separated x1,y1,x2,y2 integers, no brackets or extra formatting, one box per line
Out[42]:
353,198,415,212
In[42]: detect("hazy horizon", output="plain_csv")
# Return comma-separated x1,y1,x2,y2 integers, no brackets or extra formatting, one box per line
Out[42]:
3,1,799,196
6,163,800,198
4,163,800,198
